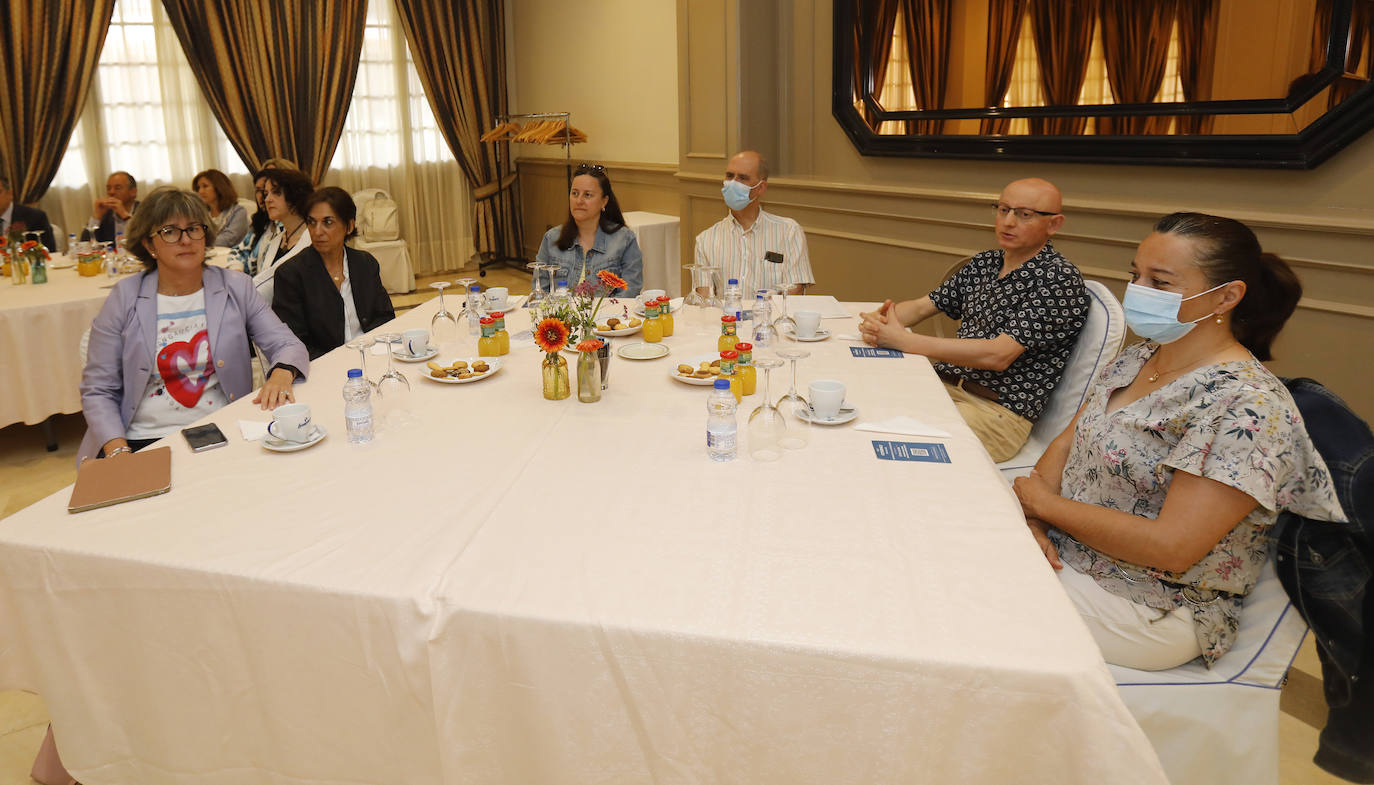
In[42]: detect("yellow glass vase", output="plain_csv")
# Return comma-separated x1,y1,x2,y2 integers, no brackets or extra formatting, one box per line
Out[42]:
542,352,570,400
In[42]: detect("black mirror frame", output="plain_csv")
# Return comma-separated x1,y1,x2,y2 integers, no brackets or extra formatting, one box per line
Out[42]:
833,0,1374,169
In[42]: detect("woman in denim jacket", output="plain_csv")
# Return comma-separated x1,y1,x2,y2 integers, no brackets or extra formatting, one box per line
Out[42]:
535,163,642,297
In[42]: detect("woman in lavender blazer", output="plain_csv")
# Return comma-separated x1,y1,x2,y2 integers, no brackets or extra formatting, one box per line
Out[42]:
77,187,308,463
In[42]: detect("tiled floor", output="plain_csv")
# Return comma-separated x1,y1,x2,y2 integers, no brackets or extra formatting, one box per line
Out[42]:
0,264,1348,783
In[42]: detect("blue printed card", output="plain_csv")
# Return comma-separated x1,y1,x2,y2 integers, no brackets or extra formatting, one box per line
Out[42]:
871,440,951,463
850,347,905,358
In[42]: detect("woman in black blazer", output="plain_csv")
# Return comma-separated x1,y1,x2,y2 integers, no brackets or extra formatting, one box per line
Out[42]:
272,187,395,359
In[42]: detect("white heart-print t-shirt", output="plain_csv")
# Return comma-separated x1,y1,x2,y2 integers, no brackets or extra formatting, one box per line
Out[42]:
125,290,231,440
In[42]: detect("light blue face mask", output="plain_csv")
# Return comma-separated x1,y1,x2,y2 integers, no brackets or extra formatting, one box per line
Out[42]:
721,179,760,211
1122,281,1231,344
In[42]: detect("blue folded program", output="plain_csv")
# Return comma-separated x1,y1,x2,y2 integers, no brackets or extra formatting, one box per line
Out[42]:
871,440,951,463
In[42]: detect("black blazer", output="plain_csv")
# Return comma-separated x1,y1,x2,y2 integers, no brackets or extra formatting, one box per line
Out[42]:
271,245,396,359
8,204,57,251
90,200,138,245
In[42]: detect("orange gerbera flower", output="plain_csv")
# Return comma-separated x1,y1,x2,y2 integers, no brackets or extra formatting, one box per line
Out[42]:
534,317,571,353
596,269,627,291
576,338,604,353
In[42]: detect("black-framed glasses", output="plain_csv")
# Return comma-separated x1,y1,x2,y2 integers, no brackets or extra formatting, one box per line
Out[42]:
154,224,207,243
575,162,606,175
992,202,1060,221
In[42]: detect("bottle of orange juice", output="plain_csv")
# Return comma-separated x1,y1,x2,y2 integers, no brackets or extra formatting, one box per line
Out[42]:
642,300,663,343
735,342,757,396
492,312,510,355
718,315,739,353
719,350,742,402
477,317,499,357
658,296,675,337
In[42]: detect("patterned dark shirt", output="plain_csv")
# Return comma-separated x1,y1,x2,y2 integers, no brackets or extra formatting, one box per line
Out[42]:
927,243,1089,421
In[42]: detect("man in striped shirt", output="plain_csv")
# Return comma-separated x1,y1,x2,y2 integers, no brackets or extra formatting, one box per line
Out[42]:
694,151,814,296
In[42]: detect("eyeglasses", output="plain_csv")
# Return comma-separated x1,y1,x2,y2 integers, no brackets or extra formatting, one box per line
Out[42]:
154,224,207,243
992,202,1060,221
575,163,606,175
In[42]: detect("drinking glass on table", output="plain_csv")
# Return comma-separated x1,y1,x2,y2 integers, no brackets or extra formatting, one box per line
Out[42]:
430,281,460,350
747,357,786,461
776,348,811,449
345,336,379,392
526,262,552,308
373,332,411,424
683,263,720,308
772,282,797,338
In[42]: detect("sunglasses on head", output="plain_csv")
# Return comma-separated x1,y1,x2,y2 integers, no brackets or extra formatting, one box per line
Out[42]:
575,163,606,175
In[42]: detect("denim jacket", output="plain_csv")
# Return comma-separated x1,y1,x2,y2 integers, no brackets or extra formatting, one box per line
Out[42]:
534,223,642,297
1274,377,1373,782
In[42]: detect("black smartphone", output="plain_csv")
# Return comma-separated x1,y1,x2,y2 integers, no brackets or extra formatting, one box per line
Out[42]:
181,423,229,452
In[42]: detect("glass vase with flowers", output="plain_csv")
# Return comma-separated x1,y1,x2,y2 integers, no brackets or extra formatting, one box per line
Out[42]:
534,316,572,400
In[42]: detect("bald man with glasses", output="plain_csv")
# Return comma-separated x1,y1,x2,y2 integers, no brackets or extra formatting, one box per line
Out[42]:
860,178,1089,462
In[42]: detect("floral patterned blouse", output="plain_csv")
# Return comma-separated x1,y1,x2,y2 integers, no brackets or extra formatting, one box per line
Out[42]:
1049,342,1346,666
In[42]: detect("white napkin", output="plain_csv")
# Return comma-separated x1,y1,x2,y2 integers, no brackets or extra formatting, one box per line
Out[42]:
833,332,867,342
787,294,851,319
238,420,270,442
852,416,953,439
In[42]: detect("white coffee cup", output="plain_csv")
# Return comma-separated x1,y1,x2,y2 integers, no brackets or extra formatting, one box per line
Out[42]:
794,310,822,339
640,288,666,303
402,328,430,356
267,403,313,443
808,379,846,420
484,287,509,310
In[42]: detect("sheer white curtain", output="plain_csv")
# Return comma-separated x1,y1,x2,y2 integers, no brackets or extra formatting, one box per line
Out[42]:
324,0,474,275
35,0,473,272
39,0,247,243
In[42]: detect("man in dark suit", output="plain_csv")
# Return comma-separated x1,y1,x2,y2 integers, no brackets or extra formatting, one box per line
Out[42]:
87,171,139,244
0,175,58,251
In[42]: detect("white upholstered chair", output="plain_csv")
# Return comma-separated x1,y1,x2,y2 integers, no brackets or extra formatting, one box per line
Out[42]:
998,279,1125,478
1108,560,1306,785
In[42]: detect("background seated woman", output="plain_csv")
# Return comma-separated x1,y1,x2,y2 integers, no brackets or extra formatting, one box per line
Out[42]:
251,167,314,305
78,187,308,462
535,162,642,297
192,168,248,247
1013,212,1346,670
272,187,395,359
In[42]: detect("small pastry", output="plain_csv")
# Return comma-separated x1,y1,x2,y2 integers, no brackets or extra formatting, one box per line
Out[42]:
426,361,444,372
472,362,490,372
450,360,468,370
430,369,447,378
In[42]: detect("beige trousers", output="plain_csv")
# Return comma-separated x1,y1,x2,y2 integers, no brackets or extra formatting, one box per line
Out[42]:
943,381,1033,463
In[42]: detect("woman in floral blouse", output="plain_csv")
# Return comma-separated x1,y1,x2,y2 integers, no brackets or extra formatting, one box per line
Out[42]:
1013,213,1346,669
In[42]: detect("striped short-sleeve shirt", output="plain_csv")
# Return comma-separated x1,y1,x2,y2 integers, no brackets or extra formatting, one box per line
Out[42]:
693,208,814,294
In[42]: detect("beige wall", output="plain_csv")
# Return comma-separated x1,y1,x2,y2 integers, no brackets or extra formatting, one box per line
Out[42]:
508,0,679,164
513,0,1374,420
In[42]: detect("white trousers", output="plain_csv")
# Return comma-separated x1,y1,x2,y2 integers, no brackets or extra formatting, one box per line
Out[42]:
1058,563,1203,670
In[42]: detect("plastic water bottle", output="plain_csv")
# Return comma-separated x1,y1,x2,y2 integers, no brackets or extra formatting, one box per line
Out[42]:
722,278,743,323
343,368,374,444
466,285,482,335
552,278,570,305
751,290,776,348
106,233,123,277
66,233,77,255
706,378,738,461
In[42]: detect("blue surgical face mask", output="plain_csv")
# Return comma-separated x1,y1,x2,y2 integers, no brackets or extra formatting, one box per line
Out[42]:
1122,281,1232,344
721,179,760,211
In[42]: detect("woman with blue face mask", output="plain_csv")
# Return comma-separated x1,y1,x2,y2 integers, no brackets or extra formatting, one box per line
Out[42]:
1011,212,1346,671
534,163,642,297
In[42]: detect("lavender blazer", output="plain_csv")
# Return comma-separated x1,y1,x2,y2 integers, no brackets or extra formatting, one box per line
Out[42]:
78,265,309,460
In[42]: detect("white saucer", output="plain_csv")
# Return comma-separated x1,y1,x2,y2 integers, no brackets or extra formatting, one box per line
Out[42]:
262,424,328,452
481,297,523,315
798,406,858,425
618,342,670,361
784,327,831,342
392,347,439,362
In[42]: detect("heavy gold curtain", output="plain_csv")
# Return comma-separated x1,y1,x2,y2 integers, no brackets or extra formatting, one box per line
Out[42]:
1176,0,1219,134
982,0,1028,134
393,0,521,261
1098,1,1177,135
161,0,366,183
902,0,952,134
0,1,114,203
852,0,901,129
1028,0,1098,135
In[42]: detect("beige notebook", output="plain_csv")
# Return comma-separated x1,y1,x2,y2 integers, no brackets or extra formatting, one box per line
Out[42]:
68,446,172,513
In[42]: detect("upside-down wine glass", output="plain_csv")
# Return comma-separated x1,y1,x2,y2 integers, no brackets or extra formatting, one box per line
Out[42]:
430,281,460,351
345,336,379,392
776,348,811,449
772,282,797,338
747,357,787,461
525,262,550,308
682,263,714,307
373,332,411,423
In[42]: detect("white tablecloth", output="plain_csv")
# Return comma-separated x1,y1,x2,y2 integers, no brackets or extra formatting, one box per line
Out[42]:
624,211,681,297
0,302,1167,785
353,239,416,294
0,248,234,428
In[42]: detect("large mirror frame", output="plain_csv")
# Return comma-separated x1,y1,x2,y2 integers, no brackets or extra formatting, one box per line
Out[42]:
833,0,1374,168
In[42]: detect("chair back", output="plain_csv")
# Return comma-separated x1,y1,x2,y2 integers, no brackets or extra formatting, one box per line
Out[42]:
999,279,1125,477
237,198,257,218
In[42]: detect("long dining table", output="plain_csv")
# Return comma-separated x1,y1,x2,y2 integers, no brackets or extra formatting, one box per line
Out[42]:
0,294,1169,785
